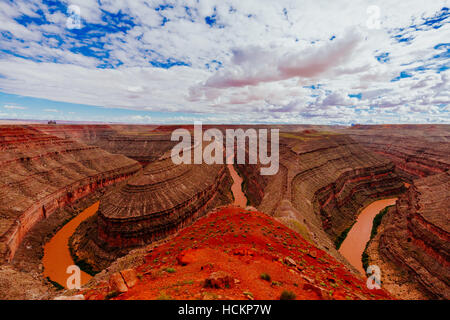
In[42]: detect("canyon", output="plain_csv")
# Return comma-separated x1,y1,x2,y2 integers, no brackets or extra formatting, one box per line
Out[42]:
0,125,141,264
0,124,447,300
345,125,449,299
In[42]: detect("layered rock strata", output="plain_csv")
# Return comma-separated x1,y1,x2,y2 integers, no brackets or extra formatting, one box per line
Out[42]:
96,156,231,248
239,133,404,240
347,125,450,180
378,171,449,299
35,124,176,165
0,125,141,263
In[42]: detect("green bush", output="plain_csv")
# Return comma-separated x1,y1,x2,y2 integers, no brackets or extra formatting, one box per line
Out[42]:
361,205,394,271
334,222,356,249
105,290,120,300
260,273,271,282
280,290,296,300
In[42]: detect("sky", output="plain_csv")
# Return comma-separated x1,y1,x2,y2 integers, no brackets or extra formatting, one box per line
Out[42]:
0,0,449,124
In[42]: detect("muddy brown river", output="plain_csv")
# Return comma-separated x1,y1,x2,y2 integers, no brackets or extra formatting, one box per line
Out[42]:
43,162,248,287
339,198,397,275
42,202,98,288
227,163,247,207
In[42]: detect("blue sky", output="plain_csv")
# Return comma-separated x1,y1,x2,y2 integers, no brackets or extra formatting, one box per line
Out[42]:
0,1,449,124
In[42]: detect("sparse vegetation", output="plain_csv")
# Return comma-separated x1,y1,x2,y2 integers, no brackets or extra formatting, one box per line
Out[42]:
105,290,120,300
362,205,394,271
164,267,176,273
334,221,356,249
157,291,172,300
280,290,296,300
260,273,271,282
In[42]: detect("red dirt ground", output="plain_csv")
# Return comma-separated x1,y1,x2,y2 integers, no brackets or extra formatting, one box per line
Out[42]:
82,207,392,300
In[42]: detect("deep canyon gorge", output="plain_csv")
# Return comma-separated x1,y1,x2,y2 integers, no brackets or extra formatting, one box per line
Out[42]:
0,124,448,300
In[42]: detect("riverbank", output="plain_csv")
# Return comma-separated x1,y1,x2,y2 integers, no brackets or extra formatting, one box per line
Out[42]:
364,206,430,299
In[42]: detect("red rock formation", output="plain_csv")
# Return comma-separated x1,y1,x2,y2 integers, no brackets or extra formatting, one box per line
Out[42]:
97,156,230,248
239,133,404,240
0,126,141,263
347,125,450,180
80,207,392,300
34,124,176,165
379,171,449,299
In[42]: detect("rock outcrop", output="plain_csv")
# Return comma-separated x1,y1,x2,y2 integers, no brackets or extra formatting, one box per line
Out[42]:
379,171,449,299
0,125,141,263
96,155,232,248
78,207,392,300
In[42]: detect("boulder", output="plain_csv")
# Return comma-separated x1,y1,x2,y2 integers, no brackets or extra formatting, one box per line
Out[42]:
120,268,138,288
109,272,128,293
203,271,234,289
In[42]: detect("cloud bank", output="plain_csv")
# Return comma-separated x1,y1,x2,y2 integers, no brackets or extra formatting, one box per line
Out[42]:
0,0,448,124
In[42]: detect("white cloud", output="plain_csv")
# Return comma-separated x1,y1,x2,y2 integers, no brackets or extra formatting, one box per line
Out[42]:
3,104,27,110
0,0,448,124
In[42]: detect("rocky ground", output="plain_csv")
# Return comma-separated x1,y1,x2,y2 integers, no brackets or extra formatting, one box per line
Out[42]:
77,207,392,300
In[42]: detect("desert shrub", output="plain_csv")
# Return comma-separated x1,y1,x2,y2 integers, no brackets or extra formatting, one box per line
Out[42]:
280,290,296,300
260,273,271,282
361,205,394,271
104,290,120,300
157,291,172,300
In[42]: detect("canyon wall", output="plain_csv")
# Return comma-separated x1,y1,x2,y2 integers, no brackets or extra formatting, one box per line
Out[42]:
233,132,404,270
35,124,176,165
347,125,450,181
0,125,141,263
239,133,404,240
379,171,449,299
96,156,232,248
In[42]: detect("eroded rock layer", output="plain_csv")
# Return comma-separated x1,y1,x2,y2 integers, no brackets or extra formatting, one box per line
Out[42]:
379,171,450,299
239,133,404,241
97,156,231,248
35,124,176,165
0,125,141,263
346,125,450,180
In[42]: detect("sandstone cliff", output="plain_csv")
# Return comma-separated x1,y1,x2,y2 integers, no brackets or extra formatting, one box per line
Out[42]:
347,125,450,180
0,125,141,263
238,133,404,240
378,171,449,299
35,124,176,165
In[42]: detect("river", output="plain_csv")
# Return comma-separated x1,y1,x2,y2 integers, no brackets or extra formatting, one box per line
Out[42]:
338,198,397,275
227,163,247,207
42,202,99,288
43,163,248,288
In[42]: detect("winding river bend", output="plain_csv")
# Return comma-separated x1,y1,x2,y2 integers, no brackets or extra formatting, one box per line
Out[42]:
43,163,248,288
42,202,99,288
339,198,397,275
